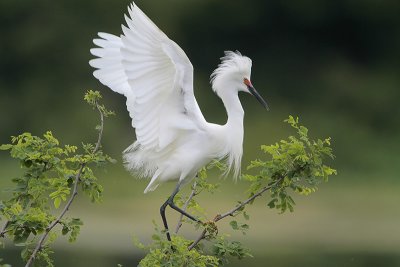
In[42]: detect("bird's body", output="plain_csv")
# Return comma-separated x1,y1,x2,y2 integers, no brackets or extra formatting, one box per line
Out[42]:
90,1,268,239
124,81,246,192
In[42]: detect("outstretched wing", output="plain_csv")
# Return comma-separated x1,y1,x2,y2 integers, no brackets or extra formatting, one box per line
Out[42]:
89,3,207,151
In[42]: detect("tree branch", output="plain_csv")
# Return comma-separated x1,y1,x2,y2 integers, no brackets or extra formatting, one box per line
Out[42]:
25,101,104,267
175,181,198,234
188,178,282,251
94,102,104,153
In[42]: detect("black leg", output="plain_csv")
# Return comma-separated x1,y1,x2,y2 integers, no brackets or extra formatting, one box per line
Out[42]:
160,183,202,242
160,198,172,241
168,200,200,222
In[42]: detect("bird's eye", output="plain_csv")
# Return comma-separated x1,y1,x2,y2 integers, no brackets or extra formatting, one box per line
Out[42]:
243,78,252,87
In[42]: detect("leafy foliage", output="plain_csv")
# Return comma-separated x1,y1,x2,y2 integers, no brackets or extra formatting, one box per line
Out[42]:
244,115,337,213
0,91,114,266
136,115,336,266
84,90,115,118
136,223,250,267
212,236,252,265
136,223,219,267
1,109,335,266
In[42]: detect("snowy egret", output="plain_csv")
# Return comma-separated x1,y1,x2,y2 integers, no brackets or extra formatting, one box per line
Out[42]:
89,2,268,241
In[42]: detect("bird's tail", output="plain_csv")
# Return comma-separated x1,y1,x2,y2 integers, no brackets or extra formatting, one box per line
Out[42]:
144,170,161,193
123,142,157,179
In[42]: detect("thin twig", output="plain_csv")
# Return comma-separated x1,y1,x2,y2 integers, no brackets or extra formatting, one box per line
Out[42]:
188,178,283,251
217,185,273,220
175,181,198,234
0,221,10,237
94,102,104,153
25,101,104,267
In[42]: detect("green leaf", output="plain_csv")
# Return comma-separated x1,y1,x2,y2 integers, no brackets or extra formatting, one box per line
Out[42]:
54,197,61,209
70,218,83,226
267,199,277,208
241,224,249,230
152,234,160,241
0,144,12,150
61,226,69,236
229,220,238,230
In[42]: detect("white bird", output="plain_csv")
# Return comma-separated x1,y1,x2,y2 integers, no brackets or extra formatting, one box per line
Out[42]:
89,2,268,241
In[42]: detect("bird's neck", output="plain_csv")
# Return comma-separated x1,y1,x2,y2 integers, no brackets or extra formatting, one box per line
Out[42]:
218,89,245,146
217,88,244,178
219,90,244,128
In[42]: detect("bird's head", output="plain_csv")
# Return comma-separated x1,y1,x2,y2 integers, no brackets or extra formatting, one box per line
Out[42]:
211,51,269,110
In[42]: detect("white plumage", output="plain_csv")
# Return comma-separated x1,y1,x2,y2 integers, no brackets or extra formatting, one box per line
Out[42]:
89,2,268,195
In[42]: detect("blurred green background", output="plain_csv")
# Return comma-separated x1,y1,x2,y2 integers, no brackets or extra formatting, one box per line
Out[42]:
1,0,399,266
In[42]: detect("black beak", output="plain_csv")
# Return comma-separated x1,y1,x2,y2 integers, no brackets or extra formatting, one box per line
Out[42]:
247,85,269,111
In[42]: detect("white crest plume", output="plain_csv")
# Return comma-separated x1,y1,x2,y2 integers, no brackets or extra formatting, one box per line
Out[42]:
211,51,252,96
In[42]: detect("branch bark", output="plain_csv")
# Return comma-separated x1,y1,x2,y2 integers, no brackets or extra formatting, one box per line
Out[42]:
175,181,198,234
188,179,282,251
25,101,104,267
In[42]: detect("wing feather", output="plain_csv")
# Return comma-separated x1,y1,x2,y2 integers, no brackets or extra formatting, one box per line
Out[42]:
90,2,207,177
